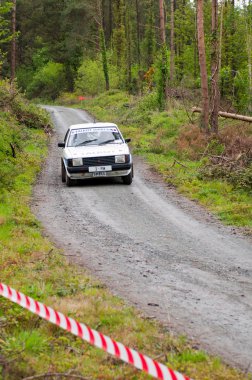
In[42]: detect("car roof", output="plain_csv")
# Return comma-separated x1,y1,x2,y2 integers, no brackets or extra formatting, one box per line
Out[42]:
68,123,118,130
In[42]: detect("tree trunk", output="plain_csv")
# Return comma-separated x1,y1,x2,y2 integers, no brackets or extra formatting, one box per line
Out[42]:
197,0,209,131
247,0,252,113
11,0,16,82
100,28,110,91
210,0,220,133
135,0,141,66
192,107,252,122
126,3,132,92
159,0,166,44
108,0,113,41
97,0,110,91
170,0,175,82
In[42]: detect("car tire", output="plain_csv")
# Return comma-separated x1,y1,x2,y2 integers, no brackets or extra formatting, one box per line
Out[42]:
66,174,74,187
61,160,66,182
122,169,133,185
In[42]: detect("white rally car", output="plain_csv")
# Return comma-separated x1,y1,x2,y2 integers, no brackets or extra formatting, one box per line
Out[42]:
58,123,133,186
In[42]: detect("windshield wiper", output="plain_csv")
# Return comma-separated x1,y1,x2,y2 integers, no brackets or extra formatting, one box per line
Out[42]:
76,139,97,146
98,139,117,145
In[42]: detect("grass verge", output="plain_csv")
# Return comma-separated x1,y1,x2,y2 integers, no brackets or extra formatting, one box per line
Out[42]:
60,90,252,232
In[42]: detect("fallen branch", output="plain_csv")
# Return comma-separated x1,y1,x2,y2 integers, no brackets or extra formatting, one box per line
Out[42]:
199,153,229,160
192,107,252,122
171,159,188,168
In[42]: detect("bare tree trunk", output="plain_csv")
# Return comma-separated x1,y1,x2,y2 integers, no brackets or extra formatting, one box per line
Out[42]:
197,0,209,131
170,0,175,82
11,0,16,82
126,2,132,92
247,0,252,112
219,0,224,70
248,34,252,113
192,107,252,122
135,0,141,66
159,0,166,44
194,7,198,79
210,0,220,133
108,0,113,41
97,0,110,91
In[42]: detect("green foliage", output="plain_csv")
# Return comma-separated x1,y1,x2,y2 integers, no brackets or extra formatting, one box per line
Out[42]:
26,62,66,100
200,162,252,192
0,80,51,191
75,58,105,96
156,46,169,110
234,69,250,112
0,1,13,69
75,57,120,96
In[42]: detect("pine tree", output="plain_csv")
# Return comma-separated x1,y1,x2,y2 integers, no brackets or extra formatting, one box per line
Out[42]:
197,0,210,130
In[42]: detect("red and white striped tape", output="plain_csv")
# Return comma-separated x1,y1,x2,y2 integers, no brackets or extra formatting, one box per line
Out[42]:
0,283,192,380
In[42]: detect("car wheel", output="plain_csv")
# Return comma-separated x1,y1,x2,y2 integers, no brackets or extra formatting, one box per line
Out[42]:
122,170,133,185
61,160,66,182
66,174,74,187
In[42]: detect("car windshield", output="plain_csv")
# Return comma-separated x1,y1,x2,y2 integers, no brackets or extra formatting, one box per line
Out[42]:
67,127,123,147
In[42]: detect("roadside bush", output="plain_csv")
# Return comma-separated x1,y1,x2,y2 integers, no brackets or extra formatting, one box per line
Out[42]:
234,69,250,113
75,59,105,96
75,57,120,96
137,90,159,112
176,125,208,159
199,124,252,191
26,62,66,100
0,80,52,190
0,80,51,130
12,100,52,130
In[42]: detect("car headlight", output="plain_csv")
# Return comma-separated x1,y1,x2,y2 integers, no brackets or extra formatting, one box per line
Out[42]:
72,157,83,166
115,155,126,163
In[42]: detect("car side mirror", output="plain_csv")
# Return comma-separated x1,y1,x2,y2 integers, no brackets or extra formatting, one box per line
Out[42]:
125,138,131,143
58,142,65,147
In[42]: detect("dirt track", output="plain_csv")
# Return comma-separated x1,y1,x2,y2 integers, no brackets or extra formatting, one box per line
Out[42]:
32,106,252,371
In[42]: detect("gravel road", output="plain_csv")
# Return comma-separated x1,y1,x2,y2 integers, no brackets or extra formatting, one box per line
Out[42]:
32,106,252,371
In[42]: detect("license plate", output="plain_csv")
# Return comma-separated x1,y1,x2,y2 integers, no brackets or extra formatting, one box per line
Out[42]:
89,166,112,172
93,172,107,177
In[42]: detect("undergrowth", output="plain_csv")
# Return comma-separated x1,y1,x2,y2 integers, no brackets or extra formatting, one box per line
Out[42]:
66,90,252,231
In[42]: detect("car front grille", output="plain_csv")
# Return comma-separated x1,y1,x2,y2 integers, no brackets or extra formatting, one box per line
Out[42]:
83,156,115,166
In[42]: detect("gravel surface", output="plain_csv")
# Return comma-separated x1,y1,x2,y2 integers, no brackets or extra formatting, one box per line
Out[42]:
33,106,252,371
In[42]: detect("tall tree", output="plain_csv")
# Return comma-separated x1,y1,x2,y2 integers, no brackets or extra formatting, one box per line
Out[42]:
11,0,16,81
97,0,110,90
144,0,156,68
0,1,13,77
197,0,209,130
113,0,126,74
246,0,252,112
135,0,141,66
125,1,132,92
158,0,168,109
170,0,175,82
159,0,165,44
210,0,220,132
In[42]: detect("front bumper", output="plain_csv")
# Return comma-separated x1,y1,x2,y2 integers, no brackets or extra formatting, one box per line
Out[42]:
66,163,132,180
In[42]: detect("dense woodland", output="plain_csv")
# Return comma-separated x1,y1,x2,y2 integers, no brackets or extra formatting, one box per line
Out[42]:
0,0,252,122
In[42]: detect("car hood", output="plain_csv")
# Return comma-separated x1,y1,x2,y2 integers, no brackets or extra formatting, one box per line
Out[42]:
64,143,130,158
